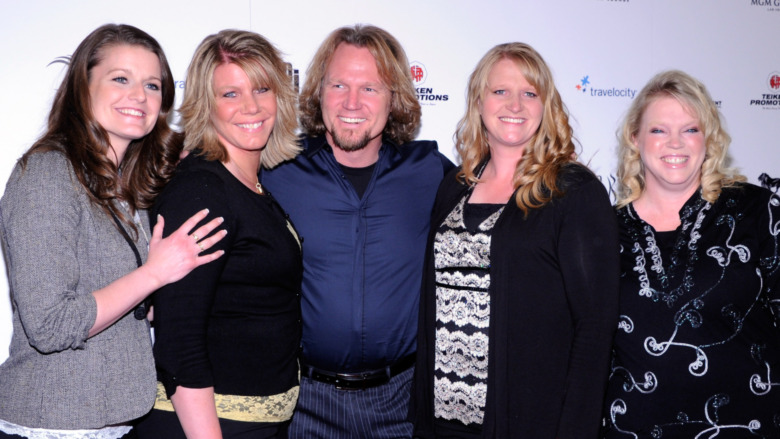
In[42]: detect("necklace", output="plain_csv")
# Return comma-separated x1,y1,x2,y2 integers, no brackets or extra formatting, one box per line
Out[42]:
228,160,264,195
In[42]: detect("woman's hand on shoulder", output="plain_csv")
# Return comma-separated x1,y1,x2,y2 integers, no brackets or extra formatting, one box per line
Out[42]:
142,209,227,289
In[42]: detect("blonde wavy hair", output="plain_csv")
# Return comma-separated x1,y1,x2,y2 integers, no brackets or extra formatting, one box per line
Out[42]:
456,42,577,214
180,29,299,168
298,24,421,144
616,70,744,208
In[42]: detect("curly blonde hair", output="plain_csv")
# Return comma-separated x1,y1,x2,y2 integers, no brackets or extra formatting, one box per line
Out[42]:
456,42,577,215
180,29,299,168
616,70,744,208
298,24,420,145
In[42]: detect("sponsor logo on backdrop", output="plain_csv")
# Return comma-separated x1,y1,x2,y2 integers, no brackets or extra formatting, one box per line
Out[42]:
769,72,780,91
285,63,300,94
751,0,780,12
411,61,427,85
749,71,780,109
598,174,619,203
411,61,449,106
161,64,298,93
574,75,637,99
759,173,780,193
47,56,70,67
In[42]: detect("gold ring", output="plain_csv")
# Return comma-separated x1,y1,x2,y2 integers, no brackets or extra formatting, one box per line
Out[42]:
197,242,205,252
192,233,199,242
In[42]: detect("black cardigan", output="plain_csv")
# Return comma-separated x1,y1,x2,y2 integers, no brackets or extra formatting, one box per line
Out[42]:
412,163,620,438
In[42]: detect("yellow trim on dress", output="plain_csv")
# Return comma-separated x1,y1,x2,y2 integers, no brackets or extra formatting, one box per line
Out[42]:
153,382,299,423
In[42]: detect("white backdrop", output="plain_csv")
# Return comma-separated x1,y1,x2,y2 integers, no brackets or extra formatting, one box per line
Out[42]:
1,0,779,360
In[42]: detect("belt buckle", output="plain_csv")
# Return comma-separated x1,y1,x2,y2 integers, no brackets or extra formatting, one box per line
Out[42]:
304,363,397,390
333,375,355,391
335,383,360,391
334,372,389,390
334,375,363,391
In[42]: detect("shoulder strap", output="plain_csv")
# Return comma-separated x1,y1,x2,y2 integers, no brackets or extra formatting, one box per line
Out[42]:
108,210,148,320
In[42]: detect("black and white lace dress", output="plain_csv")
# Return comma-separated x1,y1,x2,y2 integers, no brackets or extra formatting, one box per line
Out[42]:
433,192,504,430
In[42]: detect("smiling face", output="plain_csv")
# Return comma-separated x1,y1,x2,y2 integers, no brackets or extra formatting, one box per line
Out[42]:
88,44,162,162
211,62,277,157
479,58,543,156
635,96,706,198
320,43,392,154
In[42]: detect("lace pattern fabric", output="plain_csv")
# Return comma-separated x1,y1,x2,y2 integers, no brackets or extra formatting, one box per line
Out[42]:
153,382,299,423
0,419,130,439
433,195,503,426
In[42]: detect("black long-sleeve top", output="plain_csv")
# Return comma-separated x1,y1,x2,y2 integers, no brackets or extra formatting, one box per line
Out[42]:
151,152,302,398
603,184,780,438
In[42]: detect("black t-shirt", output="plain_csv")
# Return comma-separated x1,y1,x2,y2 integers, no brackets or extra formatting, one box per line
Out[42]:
340,163,376,199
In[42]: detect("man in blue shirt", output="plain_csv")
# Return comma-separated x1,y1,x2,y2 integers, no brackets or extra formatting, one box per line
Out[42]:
262,24,453,438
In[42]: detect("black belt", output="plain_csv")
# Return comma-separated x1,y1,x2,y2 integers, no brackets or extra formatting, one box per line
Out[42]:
301,354,415,390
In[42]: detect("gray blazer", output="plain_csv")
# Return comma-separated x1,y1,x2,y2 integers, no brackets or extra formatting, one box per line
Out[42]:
0,151,156,429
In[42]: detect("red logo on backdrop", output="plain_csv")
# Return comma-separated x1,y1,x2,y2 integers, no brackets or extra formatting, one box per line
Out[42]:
410,61,427,85
770,73,780,90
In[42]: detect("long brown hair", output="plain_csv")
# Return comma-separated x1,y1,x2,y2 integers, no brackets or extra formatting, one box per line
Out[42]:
299,24,421,145
456,42,577,214
22,24,180,233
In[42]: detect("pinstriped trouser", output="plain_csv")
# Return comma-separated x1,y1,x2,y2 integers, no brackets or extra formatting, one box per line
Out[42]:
288,366,414,439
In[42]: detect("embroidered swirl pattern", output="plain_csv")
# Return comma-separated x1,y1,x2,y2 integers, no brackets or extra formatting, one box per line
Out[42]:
605,188,780,437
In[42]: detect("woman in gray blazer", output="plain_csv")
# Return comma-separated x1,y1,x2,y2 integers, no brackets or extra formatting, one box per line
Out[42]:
0,24,226,439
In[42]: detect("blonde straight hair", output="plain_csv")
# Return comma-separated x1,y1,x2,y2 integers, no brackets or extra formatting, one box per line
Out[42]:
180,29,300,168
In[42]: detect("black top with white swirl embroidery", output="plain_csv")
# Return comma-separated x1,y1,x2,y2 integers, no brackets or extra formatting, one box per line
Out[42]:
603,183,780,438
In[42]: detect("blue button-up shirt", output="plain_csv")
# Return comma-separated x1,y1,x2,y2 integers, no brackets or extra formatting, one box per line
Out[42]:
262,136,453,372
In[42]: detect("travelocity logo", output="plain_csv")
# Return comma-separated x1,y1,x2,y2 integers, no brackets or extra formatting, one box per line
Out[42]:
574,75,636,99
